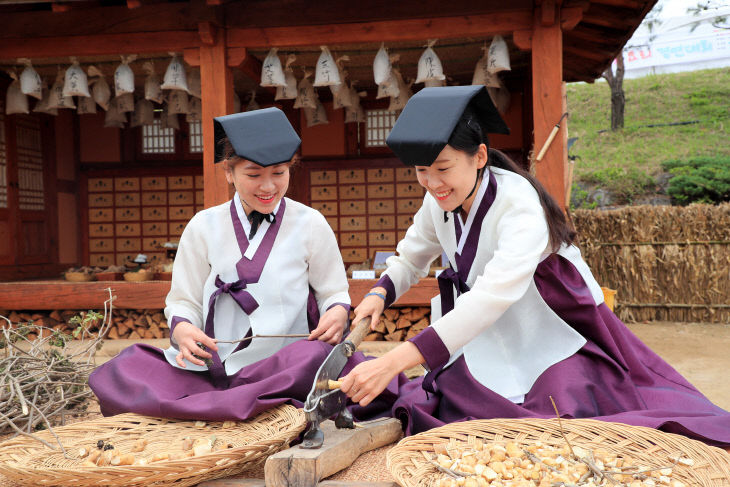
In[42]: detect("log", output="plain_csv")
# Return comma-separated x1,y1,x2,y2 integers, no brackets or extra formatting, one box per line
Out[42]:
49,310,62,321
373,319,387,334
364,332,382,342
395,317,411,330
384,320,397,335
385,330,406,342
382,309,399,321
264,418,402,487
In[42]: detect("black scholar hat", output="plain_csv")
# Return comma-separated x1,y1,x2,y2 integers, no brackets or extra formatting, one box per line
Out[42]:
213,107,301,166
386,85,509,166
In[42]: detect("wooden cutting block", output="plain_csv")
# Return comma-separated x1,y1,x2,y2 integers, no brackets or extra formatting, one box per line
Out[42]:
264,418,402,487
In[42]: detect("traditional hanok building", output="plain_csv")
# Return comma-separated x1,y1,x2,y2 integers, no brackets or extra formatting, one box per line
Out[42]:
0,0,655,285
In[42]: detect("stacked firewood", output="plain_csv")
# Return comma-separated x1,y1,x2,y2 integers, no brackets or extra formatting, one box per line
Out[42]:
350,307,431,342
1,309,169,340
2,306,432,342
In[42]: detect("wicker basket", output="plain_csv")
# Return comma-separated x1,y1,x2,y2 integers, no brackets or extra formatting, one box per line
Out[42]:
65,272,95,282
123,271,154,282
0,405,305,487
386,418,730,487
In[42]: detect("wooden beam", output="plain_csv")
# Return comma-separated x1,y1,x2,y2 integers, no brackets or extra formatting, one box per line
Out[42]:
264,419,402,487
51,2,72,12
0,31,200,60
126,0,142,9
0,279,439,310
184,47,201,67
227,46,248,67
200,27,235,208
226,10,532,48
590,0,644,7
198,20,217,46
532,12,567,209
560,6,584,31
541,0,557,26
513,30,532,50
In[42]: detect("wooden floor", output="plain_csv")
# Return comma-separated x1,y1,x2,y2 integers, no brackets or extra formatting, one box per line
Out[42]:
0,278,439,310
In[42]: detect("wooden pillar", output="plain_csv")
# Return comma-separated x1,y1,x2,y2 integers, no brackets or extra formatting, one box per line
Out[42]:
199,26,234,208
531,4,567,209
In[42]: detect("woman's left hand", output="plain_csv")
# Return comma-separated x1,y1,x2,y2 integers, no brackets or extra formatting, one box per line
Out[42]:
339,355,399,407
309,305,348,345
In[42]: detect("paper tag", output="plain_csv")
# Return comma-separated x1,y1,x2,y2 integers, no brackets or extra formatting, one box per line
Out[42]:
352,270,376,279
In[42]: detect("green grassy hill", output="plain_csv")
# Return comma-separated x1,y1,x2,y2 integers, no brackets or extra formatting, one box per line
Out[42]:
565,67,730,206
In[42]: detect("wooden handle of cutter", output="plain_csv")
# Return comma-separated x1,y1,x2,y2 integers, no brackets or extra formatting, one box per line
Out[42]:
536,125,560,162
346,317,372,350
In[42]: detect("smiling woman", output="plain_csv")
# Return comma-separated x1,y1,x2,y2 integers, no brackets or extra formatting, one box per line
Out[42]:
88,107,406,423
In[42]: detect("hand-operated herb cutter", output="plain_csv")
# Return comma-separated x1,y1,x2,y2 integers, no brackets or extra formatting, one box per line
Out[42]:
301,317,371,449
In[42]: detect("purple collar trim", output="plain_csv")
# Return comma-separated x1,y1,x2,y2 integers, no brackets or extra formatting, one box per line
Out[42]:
229,198,286,283
453,170,498,279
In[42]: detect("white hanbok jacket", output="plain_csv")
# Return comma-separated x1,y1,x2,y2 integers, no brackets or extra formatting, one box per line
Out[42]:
163,195,350,375
379,167,604,400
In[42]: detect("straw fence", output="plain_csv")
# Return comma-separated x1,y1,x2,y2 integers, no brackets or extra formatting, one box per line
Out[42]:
573,203,729,323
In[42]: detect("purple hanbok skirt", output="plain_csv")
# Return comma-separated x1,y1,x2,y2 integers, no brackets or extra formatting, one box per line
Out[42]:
393,254,730,448
89,339,405,422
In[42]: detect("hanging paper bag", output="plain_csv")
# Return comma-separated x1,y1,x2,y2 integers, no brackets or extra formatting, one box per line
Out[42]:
424,78,446,87
275,54,298,101
131,99,154,127
18,59,42,100
187,68,201,98
487,35,511,74
376,54,401,99
304,96,329,127
416,39,445,84
329,55,349,96
293,69,317,109
186,96,202,122
114,55,137,96
388,70,412,112
245,90,260,112
63,57,91,97
472,43,501,88
48,70,76,109
77,94,97,114
160,104,179,130
88,65,111,111
313,46,340,87
142,61,163,104
116,93,135,113
373,43,391,86
104,97,127,127
6,72,29,115
33,84,58,115
160,53,188,92
344,85,366,123
167,89,189,114
488,78,511,114
333,77,352,109
260,48,287,87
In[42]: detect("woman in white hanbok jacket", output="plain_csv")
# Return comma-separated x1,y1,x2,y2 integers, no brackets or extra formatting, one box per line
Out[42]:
89,108,403,421
338,86,730,447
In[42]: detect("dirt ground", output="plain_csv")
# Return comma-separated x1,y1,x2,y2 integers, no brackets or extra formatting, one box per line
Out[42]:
2,321,729,487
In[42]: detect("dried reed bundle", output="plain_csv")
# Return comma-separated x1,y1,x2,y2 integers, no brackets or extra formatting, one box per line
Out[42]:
0,289,114,450
573,204,730,323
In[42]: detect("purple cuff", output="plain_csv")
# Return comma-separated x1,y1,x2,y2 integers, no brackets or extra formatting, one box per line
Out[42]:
375,274,397,308
169,315,192,348
327,302,351,314
408,326,450,372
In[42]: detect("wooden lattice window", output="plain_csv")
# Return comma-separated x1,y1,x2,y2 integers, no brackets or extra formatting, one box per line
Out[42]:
15,116,44,211
0,100,7,209
188,120,203,153
365,109,397,148
142,119,176,154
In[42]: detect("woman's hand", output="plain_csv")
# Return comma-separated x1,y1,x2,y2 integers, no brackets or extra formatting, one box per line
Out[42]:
309,305,348,344
171,321,218,368
340,341,425,407
352,286,387,332
340,355,400,407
